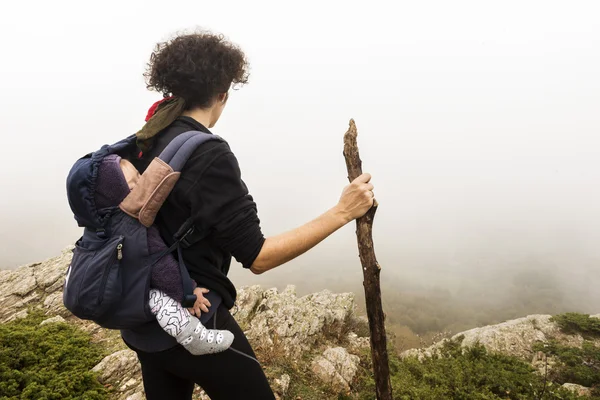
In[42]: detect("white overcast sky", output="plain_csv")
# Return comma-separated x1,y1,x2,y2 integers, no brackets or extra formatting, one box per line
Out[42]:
1,1,599,295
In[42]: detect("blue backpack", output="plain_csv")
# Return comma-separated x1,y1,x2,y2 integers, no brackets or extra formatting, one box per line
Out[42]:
63,131,222,329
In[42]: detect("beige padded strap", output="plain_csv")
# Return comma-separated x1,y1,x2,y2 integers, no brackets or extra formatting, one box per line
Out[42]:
119,157,181,227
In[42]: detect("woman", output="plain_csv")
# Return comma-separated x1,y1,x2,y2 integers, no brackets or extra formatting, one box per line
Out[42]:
124,31,375,400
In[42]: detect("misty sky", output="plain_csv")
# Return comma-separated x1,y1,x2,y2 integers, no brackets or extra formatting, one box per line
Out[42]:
1,1,599,299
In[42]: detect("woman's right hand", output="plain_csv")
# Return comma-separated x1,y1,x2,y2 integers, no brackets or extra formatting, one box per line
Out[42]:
336,173,375,222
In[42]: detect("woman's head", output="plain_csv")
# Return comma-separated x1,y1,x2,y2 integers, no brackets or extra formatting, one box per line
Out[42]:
144,31,249,125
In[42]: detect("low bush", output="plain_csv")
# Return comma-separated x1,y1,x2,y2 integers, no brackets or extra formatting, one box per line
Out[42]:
0,310,108,400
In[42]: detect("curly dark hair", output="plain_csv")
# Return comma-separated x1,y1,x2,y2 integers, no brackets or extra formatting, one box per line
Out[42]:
144,31,249,109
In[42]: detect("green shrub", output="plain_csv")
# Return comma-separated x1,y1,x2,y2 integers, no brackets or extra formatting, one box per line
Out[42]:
552,313,600,338
0,310,108,400
534,339,600,397
385,340,582,400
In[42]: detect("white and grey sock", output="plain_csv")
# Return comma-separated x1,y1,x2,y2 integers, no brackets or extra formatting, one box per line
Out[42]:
148,289,234,355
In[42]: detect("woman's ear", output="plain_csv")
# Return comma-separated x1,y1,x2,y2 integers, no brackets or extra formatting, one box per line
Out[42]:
219,92,229,104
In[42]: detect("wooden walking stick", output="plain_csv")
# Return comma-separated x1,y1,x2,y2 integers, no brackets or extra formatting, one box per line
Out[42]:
343,119,393,400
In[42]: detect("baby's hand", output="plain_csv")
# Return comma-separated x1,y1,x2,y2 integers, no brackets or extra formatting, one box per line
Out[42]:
187,287,211,318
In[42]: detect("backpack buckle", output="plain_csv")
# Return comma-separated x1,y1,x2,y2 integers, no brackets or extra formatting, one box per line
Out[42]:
96,228,108,239
179,226,195,248
181,293,197,308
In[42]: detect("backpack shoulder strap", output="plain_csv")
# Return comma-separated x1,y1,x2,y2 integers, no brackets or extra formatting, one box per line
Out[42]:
158,130,225,171
157,131,225,308
165,131,225,248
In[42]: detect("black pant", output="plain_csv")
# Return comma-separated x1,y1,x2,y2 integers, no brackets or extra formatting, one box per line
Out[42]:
126,304,275,400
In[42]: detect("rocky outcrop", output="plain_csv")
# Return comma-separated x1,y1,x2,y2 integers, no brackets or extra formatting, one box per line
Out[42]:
0,246,72,323
0,247,369,399
403,313,600,361
0,247,121,358
10,246,597,399
401,312,600,389
231,285,355,360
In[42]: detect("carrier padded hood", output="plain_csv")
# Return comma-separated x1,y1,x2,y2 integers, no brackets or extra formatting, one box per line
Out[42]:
66,135,137,229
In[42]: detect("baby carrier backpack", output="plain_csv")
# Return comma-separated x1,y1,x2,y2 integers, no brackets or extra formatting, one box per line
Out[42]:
63,131,222,329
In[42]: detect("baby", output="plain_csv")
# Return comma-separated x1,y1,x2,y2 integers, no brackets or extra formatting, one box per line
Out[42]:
94,153,234,355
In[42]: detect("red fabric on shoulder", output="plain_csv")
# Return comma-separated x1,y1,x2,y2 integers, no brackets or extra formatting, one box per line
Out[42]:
145,96,174,122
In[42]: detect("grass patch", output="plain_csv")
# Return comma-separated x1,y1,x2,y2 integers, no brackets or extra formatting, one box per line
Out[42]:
0,309,108,400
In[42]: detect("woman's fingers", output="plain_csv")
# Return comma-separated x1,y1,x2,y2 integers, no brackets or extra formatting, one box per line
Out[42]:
337,173,376,220
363,182,375,201
354,173,372,184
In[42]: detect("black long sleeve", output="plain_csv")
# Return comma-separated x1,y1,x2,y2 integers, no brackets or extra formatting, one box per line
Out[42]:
186,150,265,269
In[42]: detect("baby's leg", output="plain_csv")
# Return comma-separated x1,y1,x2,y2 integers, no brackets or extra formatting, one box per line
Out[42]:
149,289,234,355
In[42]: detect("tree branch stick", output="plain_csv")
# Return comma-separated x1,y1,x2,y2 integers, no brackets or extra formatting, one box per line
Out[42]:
343,119,393,400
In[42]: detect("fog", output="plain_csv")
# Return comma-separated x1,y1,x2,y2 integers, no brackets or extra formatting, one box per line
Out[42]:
2,1,600,338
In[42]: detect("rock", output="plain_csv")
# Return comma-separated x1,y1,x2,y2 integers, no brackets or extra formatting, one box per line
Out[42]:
244,285,355,359
45,277,66,293
92,350,144,399
13,270,38,296
347,332,370,354
531,350,557,375
5,309,29,322
125,393,144,400
1,293,41,323
43,291,69,316
0,264,37,297
230,285,264,328
401,340,447,362
274,373,291,396
33,248,71,291
92,349,141,385
193,387,211,400
562,383,591,396
40,315,66,326
311,347,360,393
120,377,138,392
